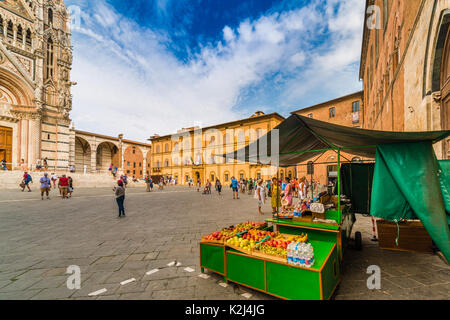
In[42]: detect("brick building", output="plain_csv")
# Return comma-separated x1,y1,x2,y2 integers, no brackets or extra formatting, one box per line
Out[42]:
360,0,449,159
291,91,365,185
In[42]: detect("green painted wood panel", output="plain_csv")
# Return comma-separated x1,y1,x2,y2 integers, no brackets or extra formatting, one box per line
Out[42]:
200,244,224,274
266,262,321,300
321,246,340,300
226,253,265,291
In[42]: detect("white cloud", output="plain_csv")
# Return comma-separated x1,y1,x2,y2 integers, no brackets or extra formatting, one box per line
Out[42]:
68,0,365,142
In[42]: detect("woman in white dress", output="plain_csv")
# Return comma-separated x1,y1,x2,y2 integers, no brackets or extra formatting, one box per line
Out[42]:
255,179,266,216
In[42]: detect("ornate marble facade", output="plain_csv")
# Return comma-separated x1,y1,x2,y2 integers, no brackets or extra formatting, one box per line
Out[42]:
0,0,73,170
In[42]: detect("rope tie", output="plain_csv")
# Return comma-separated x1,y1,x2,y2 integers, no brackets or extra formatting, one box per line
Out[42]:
394,219,400,246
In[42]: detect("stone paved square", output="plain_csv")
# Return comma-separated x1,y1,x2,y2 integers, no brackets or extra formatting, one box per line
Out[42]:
0,186,448,300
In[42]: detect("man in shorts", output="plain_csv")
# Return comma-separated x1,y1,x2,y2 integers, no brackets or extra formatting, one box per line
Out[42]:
40,173,51,200
58,175,69,199
231,176,239,199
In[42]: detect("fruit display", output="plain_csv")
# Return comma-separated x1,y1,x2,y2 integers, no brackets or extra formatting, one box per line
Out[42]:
235,222,267,231
241,229,275,243
274,233,308,243
226,236,254,252
257,243,288,258
202,231,226,242
202,222,268,243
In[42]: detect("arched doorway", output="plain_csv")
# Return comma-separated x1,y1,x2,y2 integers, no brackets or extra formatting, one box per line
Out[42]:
441,26,450,159
123,146,144,179
75,137,91,173
0,126,12,170
96,142,119,173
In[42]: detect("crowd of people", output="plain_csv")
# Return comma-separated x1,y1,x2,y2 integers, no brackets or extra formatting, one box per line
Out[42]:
15,165,321,220
19,171,75,200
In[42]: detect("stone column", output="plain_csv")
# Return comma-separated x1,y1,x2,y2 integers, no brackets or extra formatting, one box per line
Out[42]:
91,143,97,174
28,117,41,169
118,134,124,175
142,152,147,176
12,25,17,46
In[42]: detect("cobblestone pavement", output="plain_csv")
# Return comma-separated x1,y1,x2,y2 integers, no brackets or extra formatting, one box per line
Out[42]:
0,186,448,300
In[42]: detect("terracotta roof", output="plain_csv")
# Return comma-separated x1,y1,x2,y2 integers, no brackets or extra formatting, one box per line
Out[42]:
290,91,363,114
150,112,285,142
74,130,152,147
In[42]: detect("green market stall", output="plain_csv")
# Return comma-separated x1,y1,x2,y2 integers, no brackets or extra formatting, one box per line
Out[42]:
200,114,450,300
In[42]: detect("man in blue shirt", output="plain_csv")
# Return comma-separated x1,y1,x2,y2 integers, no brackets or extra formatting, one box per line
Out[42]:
40,173,51,200
231,176,239,199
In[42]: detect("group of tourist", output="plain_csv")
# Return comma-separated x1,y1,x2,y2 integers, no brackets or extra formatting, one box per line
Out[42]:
19,172,74,200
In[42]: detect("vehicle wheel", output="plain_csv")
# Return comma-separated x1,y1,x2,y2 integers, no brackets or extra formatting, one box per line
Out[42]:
355,232,362,251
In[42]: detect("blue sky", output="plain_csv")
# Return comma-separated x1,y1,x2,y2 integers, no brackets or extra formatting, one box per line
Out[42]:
65,0,365,141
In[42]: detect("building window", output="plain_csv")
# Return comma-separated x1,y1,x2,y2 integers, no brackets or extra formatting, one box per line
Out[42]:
127,162,130,166
165,144,169,153
329,107,335,118
225,173,229,182
26,29,32,46
7,21,13,39
0,17,3,35
165,160,169,167
46,38,54,79
17,25,23,43
132,147,136,154
139,163,142,167
133,162,136,168
48,8,53,25
308,113,313,118
307,161,314,175
352,101,360,113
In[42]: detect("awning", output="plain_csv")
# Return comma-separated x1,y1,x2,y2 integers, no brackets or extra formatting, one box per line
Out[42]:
223,114,450,167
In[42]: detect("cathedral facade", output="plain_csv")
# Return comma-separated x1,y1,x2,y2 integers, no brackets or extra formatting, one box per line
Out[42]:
0,0,73,170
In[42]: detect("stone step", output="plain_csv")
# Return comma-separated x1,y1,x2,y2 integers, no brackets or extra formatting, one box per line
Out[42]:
0,171,145,190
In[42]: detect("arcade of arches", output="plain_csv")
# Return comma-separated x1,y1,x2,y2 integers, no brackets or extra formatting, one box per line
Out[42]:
72,132,151,178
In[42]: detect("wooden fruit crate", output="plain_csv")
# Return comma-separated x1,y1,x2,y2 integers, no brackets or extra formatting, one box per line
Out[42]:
376,220,434,254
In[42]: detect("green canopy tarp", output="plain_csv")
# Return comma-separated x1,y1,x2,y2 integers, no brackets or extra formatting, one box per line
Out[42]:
371,142,450,262
224,114,450,167
224,114,450,260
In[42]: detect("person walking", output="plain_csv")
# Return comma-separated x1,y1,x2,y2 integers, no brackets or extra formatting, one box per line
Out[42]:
21,172,32,192
68,176,74,198
282,177,293,209
43,158,48,171
108,163,113,175
122,174,128,188
1,159,7,171
58,175,69,199
216,179,222,195
231,176,239,199
248,178,253,195
40,173,51,200
145,175,152,192
255,179,266,216
196,179,201,192
51,173,58,189
270,177,281,214
299,177,307,201
114,180,126,218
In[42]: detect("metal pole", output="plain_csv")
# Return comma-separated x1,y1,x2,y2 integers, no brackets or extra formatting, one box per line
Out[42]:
338,148,342,224
277,168,279,219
